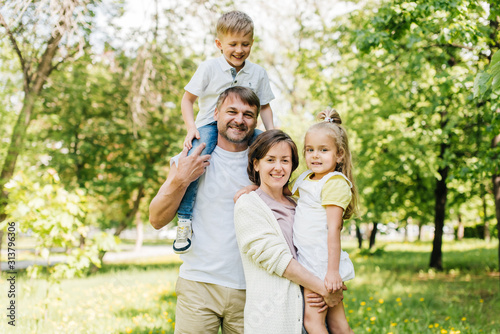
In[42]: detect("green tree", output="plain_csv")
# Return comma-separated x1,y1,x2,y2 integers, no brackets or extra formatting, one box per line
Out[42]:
474,48,500,277
348,0,499,269
0,0,106,270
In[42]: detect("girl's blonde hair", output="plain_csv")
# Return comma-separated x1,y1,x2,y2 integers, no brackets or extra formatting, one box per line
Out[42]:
306,108,358,219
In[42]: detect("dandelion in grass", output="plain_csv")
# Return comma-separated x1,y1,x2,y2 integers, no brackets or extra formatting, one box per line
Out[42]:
461,317,466,321
126,328,133,334
420,297,424,301
445,316,450,321
367,307,372,311
479,299,484,303
391,322,397,327
434,323,440,327
396,297,401,302
429,325,434,329
370,316,376,321
441,330,448,333
369,296,374,300
378,299,384,304
361,301,366,306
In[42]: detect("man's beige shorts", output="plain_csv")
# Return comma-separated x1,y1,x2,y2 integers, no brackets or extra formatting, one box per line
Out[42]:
174,277,246,334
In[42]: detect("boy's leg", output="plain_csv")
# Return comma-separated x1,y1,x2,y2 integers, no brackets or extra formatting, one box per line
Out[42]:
174,122,218,253
174,277,223,334
303,287,328,334
249,128,263,144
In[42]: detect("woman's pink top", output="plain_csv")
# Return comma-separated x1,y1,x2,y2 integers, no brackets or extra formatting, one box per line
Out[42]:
255,188,297,259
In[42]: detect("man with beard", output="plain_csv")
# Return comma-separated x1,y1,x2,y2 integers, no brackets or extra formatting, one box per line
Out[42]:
150,86,259,334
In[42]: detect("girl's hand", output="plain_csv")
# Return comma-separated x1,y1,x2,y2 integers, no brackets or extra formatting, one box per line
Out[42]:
325,270,343,292
321,284,346,308
233,184,259,203
183,128,200,150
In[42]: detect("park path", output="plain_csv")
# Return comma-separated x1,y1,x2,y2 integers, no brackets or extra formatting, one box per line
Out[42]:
0,244,175,271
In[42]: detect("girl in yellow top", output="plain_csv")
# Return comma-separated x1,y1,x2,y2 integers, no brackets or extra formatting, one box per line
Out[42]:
292,108,358,334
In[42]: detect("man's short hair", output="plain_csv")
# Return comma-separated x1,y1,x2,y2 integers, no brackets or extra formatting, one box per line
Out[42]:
216,11,254,38
216,86,260,117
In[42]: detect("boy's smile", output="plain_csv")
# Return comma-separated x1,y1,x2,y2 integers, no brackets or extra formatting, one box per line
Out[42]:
216,32,254,72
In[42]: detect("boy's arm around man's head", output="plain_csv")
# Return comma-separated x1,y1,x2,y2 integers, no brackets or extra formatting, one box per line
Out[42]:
149,144,211,230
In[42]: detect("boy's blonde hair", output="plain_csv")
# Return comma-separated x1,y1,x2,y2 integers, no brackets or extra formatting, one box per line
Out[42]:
216,11,254,38
306,108,358,219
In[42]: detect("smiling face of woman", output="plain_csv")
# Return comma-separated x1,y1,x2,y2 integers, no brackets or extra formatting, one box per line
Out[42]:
253,141,293,196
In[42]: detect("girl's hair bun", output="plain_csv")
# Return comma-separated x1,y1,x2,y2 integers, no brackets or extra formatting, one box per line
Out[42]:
318,108,342,125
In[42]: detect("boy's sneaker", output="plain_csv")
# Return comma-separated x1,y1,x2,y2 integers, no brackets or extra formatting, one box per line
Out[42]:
173,219,192,254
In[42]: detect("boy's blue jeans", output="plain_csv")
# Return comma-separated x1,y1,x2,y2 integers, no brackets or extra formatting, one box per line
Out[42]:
177,121,263,220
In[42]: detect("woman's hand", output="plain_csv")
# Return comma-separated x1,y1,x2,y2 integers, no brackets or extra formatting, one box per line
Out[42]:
324,270,343,292
233,184,259,203
305,292,328,313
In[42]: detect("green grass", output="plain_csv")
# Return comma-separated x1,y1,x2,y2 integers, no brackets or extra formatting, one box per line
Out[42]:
0,239,498,333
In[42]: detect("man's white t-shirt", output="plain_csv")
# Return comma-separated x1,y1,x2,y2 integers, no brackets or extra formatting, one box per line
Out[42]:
185,56,275,128
171,146,251,289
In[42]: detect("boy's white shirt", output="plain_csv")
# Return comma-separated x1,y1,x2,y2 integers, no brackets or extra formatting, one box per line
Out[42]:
185,56,275,128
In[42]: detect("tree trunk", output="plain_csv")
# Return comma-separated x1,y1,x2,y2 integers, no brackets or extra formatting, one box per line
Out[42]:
134,215,144,252
0,19,64,235
403,222,408,242
355,224,363,249
369,222,378,249
418,221,423,241
481,183,490,241
492,134,500,282
457,213,464,241
89,185,145,274
430,160,449,270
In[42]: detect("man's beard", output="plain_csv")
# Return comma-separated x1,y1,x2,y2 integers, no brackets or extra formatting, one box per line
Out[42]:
219,122,254,144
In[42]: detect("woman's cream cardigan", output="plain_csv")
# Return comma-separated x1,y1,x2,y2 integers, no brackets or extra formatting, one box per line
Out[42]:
234,191,303,334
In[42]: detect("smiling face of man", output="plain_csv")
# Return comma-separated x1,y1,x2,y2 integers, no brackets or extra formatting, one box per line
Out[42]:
214,92,258,152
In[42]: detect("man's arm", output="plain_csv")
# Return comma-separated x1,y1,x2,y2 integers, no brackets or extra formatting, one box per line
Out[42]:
149,144,210,230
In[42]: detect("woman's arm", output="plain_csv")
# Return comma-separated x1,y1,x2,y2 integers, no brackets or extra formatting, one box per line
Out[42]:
282,259,344,308
234,195,294,276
